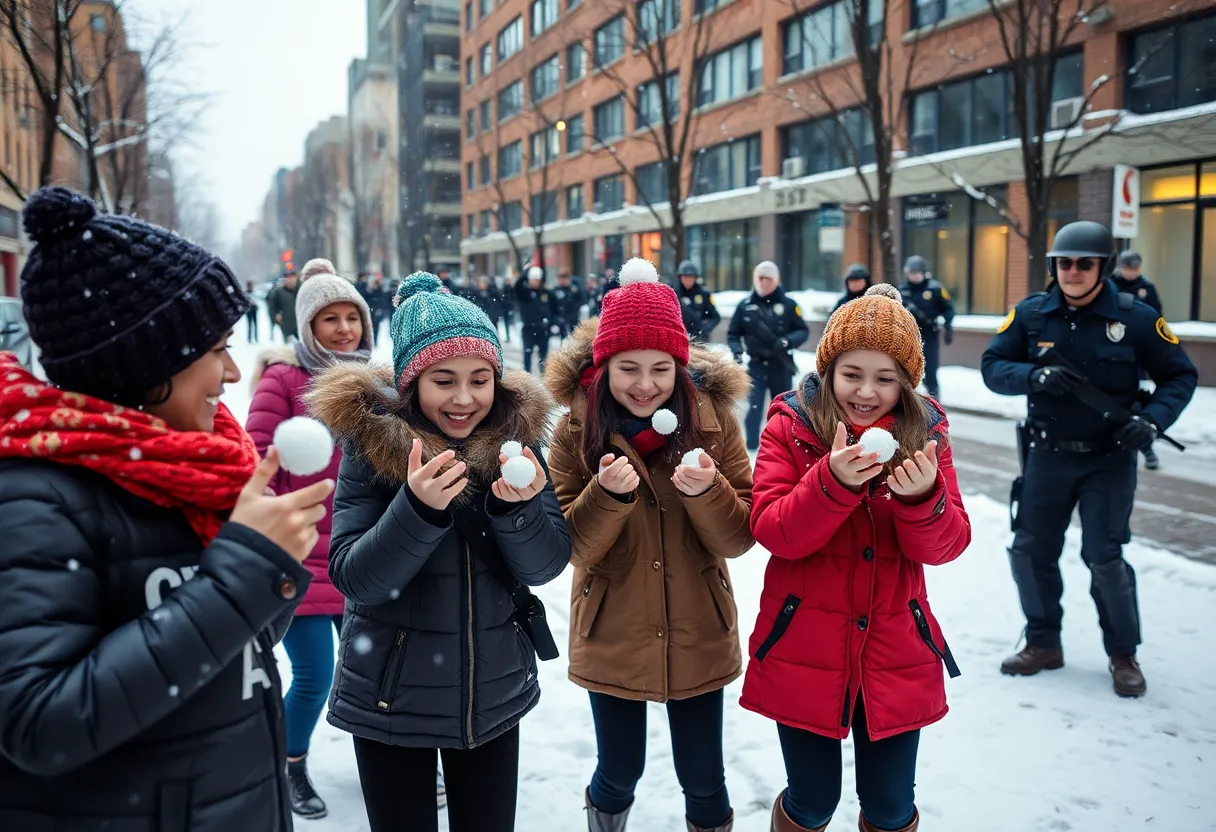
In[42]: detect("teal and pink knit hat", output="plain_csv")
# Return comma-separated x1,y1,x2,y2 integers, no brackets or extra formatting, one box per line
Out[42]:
390,272,503,391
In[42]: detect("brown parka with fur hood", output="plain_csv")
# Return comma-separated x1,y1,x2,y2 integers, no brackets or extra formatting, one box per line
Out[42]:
545,320,755,702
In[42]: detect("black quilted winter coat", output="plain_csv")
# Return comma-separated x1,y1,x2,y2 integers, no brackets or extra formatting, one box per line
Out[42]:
0,459,310,832
308,363,572,749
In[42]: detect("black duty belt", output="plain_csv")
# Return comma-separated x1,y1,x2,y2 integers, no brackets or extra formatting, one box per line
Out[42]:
1026,422,1115,454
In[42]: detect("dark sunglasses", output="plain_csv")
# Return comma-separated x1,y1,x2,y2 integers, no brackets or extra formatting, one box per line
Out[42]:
1054,257,1098,272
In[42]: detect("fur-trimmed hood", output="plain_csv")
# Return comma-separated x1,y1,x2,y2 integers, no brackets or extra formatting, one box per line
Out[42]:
305,362,554,492
249,346,300,391
544,318,750,417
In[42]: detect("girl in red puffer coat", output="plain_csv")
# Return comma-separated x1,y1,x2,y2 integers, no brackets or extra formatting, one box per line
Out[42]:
741,284,971,832
245,260,372,820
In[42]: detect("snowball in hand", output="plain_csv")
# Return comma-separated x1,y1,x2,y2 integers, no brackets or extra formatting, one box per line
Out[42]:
681,448,707,468
858,427,898,463
273,417,334,475
500,440,524,459
651,408,678,435
501,455,536,488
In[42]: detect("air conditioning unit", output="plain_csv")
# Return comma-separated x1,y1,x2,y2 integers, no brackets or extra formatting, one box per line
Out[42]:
434,55,456,73
782,156,806,179
1050,96,1084,129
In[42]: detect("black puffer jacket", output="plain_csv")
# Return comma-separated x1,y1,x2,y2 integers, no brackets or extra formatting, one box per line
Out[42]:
308,364,572,749
0,459,310,832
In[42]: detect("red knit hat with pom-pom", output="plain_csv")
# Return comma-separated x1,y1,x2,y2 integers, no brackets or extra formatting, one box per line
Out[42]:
592,258,690,367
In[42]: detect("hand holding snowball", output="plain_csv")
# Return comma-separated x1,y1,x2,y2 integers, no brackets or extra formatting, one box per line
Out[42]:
406,438,469,511
672,448,717,497
827,422,883,492
598,453,640,495
886,439,940,500
494,444,547,503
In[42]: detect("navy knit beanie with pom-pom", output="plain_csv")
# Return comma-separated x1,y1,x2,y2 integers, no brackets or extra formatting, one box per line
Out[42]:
19,186,249,407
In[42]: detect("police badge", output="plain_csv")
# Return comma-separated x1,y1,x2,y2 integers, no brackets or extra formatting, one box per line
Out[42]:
1138,288,1147,298
682,296,692,305
774,303,785,316
1106,321,1126,343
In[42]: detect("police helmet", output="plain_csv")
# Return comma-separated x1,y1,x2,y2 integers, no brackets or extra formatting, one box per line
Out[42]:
1047,221,1115,279
677,259,699,277
1118,249,1143,268
904,255,929,275
844,263,871,282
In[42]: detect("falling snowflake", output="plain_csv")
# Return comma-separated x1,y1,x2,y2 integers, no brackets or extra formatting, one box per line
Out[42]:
66,558,80,571
353,635,374,655
13,409,29,422
168,685,180,697
389,588,401,600
83,288,92,298
82,230,93,241
129,448,143,460
180,346,193,356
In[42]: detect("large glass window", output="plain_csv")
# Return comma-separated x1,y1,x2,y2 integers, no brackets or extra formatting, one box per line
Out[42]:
531,190,559,225
531,54,561,101
637,73,680,128
594,16,626,67
479,155,491,185
911,0,985,29
688,219,759,291
1128,12,1216,114
692,134,762,196
782,108,875,174
480,44,492,77
782,1,882,75
530,0,559,37
780,211,842,290
566,183,585,218
565,113,586,154
594,174,625,212
593,96,626,142
636,161,669,205
497,16,523,62
498,81,523,122
567,42,587,84
698,37,762,107
637,0,680,45
501,201,523,231
498,141,523,178
479,99,491,131
530,126,560,167
901,189,1009,314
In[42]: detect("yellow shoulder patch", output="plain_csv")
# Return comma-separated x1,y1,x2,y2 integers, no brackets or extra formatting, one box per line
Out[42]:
997,308,1016,333
941,288,951,301
708,295,715,305
1155,317,1179,345
793,305,802,317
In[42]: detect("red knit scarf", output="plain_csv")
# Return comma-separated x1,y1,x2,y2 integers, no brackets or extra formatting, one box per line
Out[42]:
0,353,258,543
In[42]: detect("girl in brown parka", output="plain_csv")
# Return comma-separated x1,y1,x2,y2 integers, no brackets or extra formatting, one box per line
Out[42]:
544,260,754,832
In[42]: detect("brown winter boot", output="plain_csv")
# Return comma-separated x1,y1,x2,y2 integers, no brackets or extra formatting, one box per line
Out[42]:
687,810,733,832
1110,654,1147,697
1000,645,1064,676
585,788,632,832
771,790,828,832
859,806,919,832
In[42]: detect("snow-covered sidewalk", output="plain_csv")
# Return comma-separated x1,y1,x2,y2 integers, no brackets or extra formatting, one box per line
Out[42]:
225,318,1216,832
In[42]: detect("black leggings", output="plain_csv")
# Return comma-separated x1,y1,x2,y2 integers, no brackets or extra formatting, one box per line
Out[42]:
352,727,520,832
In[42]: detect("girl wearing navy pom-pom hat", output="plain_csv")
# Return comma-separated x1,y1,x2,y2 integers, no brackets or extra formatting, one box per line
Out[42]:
0,187,332,831
308,272,572,832
544,258,754,832
742,284,971,832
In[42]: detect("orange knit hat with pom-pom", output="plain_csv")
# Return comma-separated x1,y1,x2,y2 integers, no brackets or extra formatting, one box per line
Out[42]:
816,283,924,386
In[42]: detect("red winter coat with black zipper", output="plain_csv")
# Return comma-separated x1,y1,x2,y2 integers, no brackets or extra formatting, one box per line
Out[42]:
740,374,971,742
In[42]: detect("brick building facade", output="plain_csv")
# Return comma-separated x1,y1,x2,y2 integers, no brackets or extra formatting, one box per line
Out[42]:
460,0,1216,326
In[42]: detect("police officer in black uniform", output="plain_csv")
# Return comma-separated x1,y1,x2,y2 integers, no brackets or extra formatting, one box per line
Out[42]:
514,266,552,373
675,259,721,342
472,276,508,341
727,260,810,450
832,262,872,314
549,269,585,339
588,269,618,318
1114,250,1165,470
981,221,1197,698
899,255,955,399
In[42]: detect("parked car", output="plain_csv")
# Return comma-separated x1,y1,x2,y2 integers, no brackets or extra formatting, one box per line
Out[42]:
0,297,32,368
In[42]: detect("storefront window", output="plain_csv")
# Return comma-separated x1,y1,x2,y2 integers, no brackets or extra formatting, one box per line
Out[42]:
1133,203,1195,320
1200,208,1216,322
780,211,842,291
688,219,758,291
1141,165,1196,202
901,188,1009,314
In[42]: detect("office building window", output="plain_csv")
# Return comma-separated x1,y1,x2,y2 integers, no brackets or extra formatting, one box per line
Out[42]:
480,43,492,76
902,188,1009,314
637,73,679,128
480,0,491,17
567,42,587,84
498,81,523,122
782,0,882,75
595,16,626,67
692,134,761,195
531,190,559,225
480,209,492,233
466,162,475,189
688,218,758,291
1128,12,1216,115
479,99,491,131
594,174,625,212
531,54,561,101
465,57,474,87
501,201,523,231
694,0,728,13
498,141,523,178
497,16,523,62
566,183,585,217
697,37,762,108
531,0,559,37
480,155,491,185
465,1,473,31
531,126,560,167
636,161,669,205
782,107,875,173
593,96,625,142
637,0,680,45
565,113,585,154
911,0,985,29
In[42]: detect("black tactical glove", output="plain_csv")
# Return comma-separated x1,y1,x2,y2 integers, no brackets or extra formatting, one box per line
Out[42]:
1029,365,1086,396
1114,415,1158,453
944,325,954,346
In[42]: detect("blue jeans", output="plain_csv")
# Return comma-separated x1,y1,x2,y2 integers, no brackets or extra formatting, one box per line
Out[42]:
588,690,731,829
282,614,343,758
777,696,919,831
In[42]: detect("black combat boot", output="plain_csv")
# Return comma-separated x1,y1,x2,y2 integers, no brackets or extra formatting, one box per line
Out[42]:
1110,654,1147,697
1143,448,1160,470
586,788,632,832
687,811,734,832
286,757,327,819
1000,645,1065,676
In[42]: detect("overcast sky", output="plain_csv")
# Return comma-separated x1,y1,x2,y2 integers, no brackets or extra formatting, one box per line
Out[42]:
135,0,367,246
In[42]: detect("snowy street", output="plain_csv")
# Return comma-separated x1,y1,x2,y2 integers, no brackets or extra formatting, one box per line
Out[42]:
229,315,1216,832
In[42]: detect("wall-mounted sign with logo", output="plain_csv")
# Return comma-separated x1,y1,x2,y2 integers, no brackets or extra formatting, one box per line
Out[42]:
903,202,949,223
1111,164,1140,238
819,204,844,253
